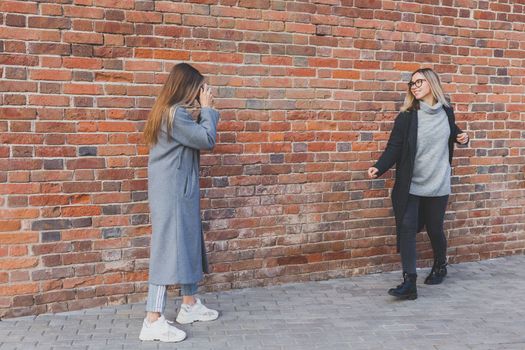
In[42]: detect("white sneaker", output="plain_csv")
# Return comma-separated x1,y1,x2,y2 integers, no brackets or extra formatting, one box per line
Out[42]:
176,298,219,324
139,315,186,342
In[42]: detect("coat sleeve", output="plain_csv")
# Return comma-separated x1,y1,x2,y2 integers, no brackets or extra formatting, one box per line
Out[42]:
373,113,405,177
171,107,220,150
446,107,469,146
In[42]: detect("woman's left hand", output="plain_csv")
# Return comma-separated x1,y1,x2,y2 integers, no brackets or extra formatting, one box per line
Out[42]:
457,132,469,144
199,83,213,108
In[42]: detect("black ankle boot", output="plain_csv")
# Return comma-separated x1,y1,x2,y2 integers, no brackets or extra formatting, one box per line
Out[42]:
424,258,447,285
388,272,417,300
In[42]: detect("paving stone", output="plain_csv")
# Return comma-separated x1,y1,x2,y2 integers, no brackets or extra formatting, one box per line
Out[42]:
1,255,525,349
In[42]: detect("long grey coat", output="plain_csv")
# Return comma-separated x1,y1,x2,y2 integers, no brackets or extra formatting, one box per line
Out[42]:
148,106,219,285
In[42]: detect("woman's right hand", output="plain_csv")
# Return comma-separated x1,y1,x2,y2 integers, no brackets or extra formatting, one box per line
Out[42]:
199,83,213,108
367,167,379,179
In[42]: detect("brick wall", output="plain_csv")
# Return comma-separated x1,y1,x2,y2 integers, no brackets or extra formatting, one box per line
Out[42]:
1,0,524,318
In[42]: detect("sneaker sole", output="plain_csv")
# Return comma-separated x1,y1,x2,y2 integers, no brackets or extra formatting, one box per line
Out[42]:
176,314,219,325
139,333,186,343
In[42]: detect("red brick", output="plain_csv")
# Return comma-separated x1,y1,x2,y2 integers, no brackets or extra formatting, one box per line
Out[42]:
94,72,133,82
394,62,422,71
0,1,37,14
62,181,102,193
4,67,27,80
29,69,71,81
63,57,102,69
0,81,37,93
34,290,76,305
12,295,34,307
126,11,162,23
95,21,133,34
28,95,69,106
4,95,26,107
95,283,134,296
0,27,60,41
0,231,38,244
62,252,101,265
63,32,103,44
0,283,38,296
0,209,39,220
66,158,105,170
0,220,21,232
40,4,62,16
333,70,360,79
98,121,136,132
63,83,103,95
61,229,99,241
7,195,28,207
5,14,26,27
62,206,101,217
0,257,38,270
124,61,162,72
0,54,38,67
63,6,104,18
28,16,70,29
94,0,134,9
9,245,27,257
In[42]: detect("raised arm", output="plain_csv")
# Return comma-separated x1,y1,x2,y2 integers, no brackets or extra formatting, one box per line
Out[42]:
171,107,219,150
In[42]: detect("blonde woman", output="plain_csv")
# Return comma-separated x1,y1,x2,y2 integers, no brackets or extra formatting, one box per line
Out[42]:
368,68,469,300
140,63,220,342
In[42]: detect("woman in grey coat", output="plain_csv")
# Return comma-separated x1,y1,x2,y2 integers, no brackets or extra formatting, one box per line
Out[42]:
139,63,220,343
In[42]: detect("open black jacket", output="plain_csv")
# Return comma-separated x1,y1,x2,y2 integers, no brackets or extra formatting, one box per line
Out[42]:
373,105,466,251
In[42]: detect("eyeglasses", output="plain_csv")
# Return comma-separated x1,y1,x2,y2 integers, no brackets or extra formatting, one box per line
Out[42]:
407,79,426,89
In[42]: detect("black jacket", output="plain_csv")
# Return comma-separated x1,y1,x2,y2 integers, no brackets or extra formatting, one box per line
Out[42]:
373,105,466,251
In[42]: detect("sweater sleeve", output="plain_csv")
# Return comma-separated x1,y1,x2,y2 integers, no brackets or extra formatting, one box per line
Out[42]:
171,107,220,150
373,113,405,177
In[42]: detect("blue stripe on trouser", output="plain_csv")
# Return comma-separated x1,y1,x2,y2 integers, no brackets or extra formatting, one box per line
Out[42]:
146,283,198,312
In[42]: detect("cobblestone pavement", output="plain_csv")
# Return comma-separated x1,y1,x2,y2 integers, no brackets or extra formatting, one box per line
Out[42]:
1,255,524,350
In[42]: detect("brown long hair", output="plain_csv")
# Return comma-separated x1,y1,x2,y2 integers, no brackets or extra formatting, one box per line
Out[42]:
400,68,450,112
143,63,204,145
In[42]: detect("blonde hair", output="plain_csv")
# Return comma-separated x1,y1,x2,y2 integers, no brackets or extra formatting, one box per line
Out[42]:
400,68,450,112
143,63,204,145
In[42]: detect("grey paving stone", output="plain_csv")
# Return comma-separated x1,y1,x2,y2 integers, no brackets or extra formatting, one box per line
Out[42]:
1,255,525,349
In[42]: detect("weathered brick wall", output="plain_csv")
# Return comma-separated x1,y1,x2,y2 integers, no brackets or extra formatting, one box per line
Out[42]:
1,0,524,318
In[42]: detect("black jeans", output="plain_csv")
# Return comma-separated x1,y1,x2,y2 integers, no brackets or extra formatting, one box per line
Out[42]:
399,194,449,274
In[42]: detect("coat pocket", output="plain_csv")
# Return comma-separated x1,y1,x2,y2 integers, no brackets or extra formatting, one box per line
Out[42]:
183,173,191,197
182,168,197,198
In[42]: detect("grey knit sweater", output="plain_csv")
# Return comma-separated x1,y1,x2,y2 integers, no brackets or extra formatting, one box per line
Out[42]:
409,101,451,197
